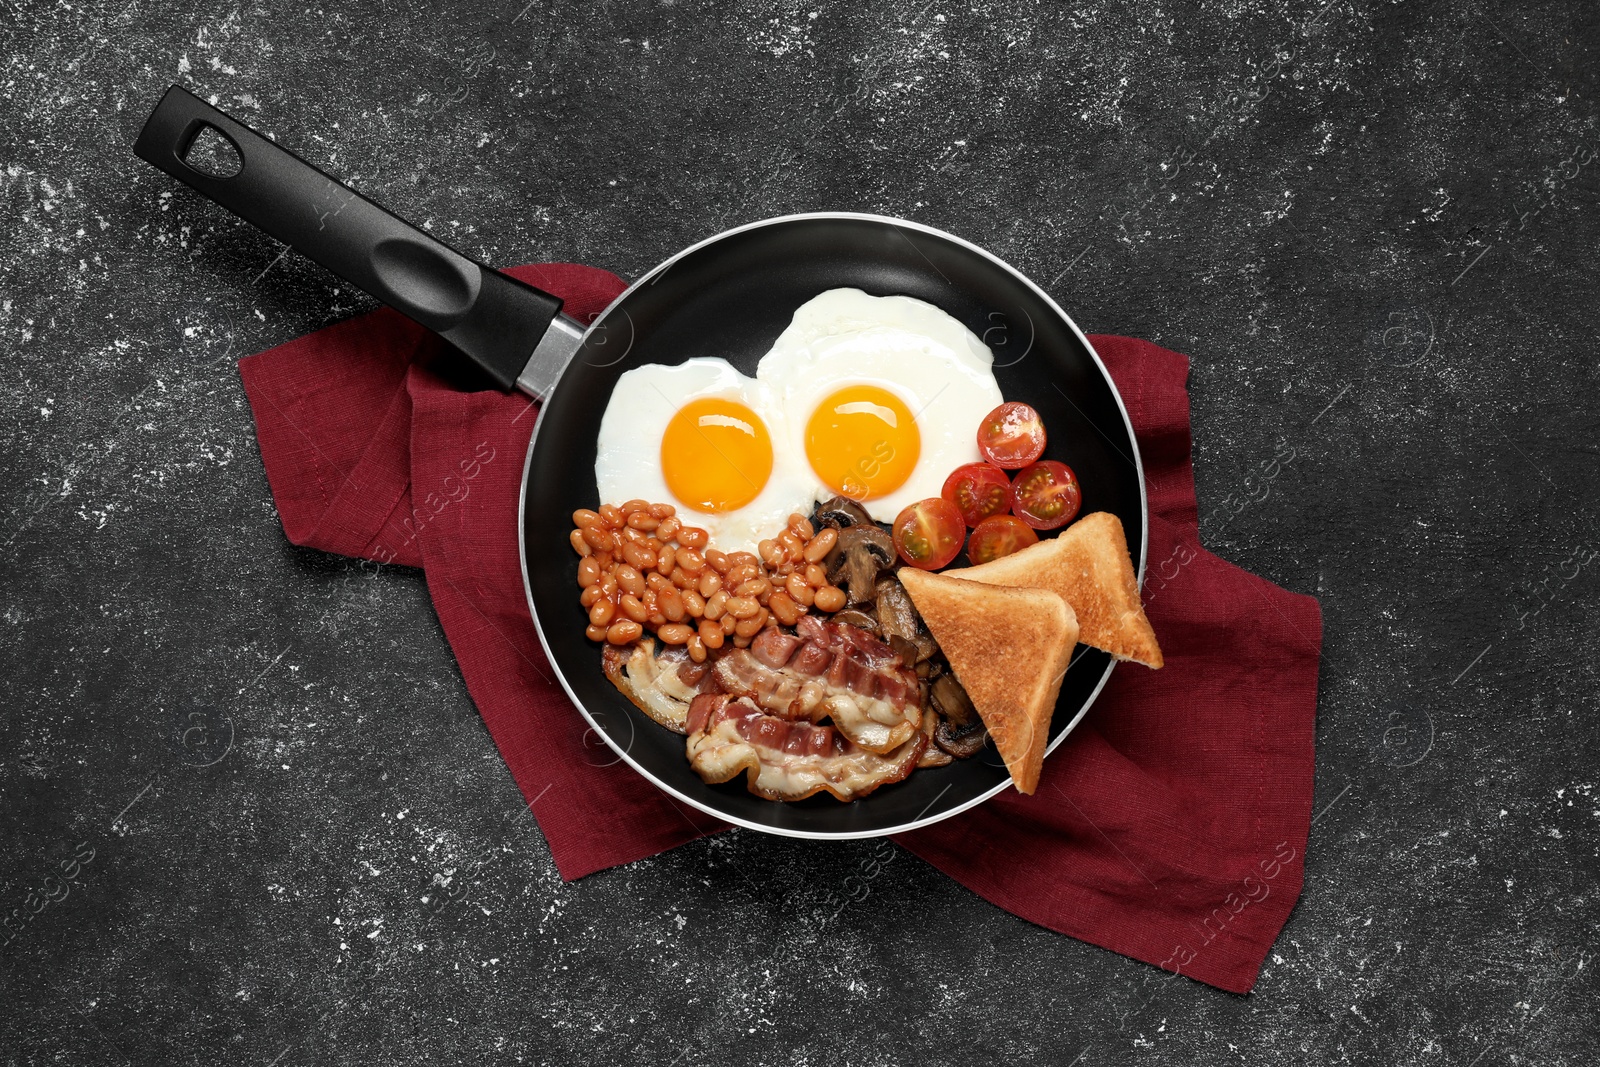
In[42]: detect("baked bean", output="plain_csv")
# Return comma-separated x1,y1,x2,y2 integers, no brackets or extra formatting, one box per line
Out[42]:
768,592,800,625
786,573,815,607
735,578,771,600
804,527,837,562
658,622,694,645
698,619,724,649
615,565,645,597
606,619,643,644
724,562,761,587
575,500,878,655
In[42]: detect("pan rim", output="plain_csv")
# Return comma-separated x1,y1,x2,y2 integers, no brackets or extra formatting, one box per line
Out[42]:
518,211,1148,840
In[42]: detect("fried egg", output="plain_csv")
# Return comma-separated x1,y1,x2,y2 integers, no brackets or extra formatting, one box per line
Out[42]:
757,288,1004,522
594,358,812,552
593,289,1005,552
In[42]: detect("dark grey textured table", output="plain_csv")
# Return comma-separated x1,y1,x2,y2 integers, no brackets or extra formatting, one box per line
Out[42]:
3,2,1596,1063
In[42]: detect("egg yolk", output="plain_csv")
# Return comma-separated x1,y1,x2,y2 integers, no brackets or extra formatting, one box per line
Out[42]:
660,397,773,513
804,384,920,501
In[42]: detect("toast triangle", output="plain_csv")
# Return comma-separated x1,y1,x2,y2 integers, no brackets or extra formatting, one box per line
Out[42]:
897,568,1077,794
948,511,1163,669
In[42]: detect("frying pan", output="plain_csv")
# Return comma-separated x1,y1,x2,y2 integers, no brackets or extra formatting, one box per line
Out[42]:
134,84,1147,838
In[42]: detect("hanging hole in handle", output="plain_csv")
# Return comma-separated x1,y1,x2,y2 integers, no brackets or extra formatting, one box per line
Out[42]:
181,123,243,178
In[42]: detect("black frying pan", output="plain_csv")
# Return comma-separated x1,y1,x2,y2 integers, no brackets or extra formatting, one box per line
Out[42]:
135,85,1147,838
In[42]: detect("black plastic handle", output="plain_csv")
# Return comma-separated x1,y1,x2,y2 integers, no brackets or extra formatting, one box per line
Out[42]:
133,85,562,390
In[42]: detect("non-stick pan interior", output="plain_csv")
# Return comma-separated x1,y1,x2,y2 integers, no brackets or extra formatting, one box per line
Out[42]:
524,215,1142,837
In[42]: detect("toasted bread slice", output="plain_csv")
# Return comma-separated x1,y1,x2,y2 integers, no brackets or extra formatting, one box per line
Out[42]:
898,569,1077,794
947,511,1163,669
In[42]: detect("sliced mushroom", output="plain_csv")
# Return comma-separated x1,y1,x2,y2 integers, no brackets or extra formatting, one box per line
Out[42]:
829,607,880,634
814,496,873,530
934,719,989,759
929,673,977,729
825,525,896,605
911,631,940,664
887,633,920,668
874,577,919,641
917,707,954,768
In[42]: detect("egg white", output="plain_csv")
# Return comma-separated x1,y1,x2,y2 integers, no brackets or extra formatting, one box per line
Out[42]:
593,358,813,554
756,288,1005,522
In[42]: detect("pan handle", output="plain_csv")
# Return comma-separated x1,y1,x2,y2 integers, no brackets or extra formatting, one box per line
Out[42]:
133,84,582,396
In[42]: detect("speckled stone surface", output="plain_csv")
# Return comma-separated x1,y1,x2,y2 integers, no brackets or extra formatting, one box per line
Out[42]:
3,1,1597,1063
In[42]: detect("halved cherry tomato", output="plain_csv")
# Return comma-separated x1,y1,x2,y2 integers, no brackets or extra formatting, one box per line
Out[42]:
892,498,965,570
967,514,1039,565
1010,460,1082,530
941,462,1013,527
977,401,1047,469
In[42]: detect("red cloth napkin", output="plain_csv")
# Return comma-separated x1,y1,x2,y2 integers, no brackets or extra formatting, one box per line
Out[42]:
239,263,1321,994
